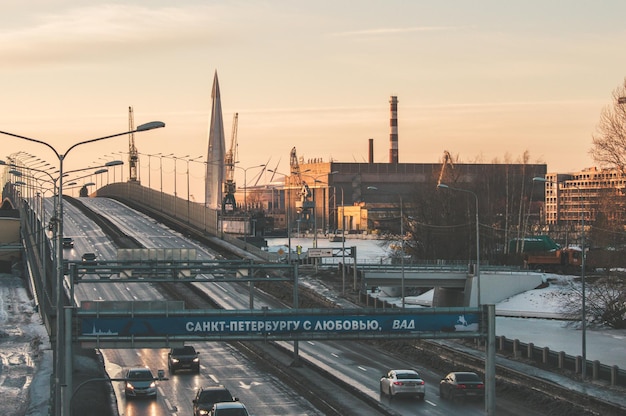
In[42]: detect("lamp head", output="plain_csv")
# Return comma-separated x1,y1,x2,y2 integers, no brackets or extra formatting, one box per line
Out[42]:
136,121,165,131
437,183,449,189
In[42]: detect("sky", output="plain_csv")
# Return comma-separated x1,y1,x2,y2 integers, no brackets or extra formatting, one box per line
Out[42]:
2,1,626,200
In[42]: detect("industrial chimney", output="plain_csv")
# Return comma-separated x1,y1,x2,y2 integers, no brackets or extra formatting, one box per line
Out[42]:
368,138,374,163
389,96,398,164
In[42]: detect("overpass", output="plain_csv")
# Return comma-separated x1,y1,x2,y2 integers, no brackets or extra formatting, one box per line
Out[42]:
97,181,543,307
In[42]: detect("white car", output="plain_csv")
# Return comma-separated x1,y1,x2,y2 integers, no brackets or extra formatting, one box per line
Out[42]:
380,369,425,400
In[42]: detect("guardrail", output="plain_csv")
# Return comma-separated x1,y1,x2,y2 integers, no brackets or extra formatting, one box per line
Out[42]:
496,335,626,387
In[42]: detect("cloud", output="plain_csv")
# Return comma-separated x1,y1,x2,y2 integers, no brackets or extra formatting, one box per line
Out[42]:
330,26,469,37
0,4,221,68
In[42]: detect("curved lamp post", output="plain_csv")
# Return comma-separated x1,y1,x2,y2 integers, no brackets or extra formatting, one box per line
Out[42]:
235,164,266,248
437,183,481,307
0,120,164,416
367,186,405,308
534,176,586,379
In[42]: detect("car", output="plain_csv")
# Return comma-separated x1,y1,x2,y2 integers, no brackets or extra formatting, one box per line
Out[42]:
81,252,97,265
192,385,238,416
62,237,74,248
379,369,425,400
209,402,250,416
124,367,157,399
439,371,485,401
168,345,200,374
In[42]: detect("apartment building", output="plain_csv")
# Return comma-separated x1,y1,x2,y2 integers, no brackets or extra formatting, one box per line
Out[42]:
542,167,626,226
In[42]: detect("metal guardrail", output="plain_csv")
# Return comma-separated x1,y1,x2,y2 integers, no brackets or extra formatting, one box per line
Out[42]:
497,335,626,387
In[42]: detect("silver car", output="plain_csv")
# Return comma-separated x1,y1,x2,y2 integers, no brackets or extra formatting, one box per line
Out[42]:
124,367,157,399
380,369,425,400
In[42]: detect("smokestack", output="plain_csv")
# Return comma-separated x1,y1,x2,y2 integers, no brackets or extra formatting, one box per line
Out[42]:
368,138,374,163
389,96,398,164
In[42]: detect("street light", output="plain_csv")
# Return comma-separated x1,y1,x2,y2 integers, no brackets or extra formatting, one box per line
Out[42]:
236,164,266,247
0,120,165,416
268,169,293,263
336,186,346,295
437,183,481,307
236,163,266,211
367,186,406,308
533,176,587,379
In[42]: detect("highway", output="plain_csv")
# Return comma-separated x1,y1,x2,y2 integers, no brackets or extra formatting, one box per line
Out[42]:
61,198,326,416
72,196,548,416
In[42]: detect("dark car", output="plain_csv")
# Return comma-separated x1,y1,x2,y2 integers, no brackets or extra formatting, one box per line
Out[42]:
209,402,250,416
81,252,97,265
439,371,485,401
62,237,74,248
192,385,238,416
168,345,200,374
124,367,157,400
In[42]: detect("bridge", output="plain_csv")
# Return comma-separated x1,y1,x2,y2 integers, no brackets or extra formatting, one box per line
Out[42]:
4,180,502,415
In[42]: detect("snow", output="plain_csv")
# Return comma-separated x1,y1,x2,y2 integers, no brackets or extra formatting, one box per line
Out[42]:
0,274,51,416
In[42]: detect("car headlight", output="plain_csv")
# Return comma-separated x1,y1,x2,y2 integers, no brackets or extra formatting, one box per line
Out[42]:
150,381,156,388
193,357,199,363
126,382,135,390
198,410,209,415
171,358,179,363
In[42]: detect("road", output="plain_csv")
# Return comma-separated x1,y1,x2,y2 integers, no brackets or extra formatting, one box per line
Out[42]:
77,196,552,415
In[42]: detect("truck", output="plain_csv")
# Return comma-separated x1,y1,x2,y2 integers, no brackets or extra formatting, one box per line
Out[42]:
509,235,584,274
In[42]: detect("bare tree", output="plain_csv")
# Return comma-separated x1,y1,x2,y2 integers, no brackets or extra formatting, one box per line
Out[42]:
590,78,626,171
560,277,626,329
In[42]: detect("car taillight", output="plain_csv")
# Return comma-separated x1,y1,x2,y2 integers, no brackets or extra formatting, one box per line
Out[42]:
419,380,425,385
393,381,404,386
477,383,485,389
456,384,467,389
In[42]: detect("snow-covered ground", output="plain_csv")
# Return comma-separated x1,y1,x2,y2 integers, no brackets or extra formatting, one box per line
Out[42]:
0,274,50,416
372,273,626,370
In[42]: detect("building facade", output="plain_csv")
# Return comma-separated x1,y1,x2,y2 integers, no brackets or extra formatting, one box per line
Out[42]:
542,167,626,226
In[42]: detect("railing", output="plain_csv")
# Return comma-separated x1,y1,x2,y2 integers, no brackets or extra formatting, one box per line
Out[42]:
496,335,626,387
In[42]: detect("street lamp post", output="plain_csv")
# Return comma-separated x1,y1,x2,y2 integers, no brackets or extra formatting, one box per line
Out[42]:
533,176,586,379
184,156,203,221
268,169,292,263
367,186,406,307
236,164,265,248
338,186,346,295
438,182,496,414
437,183,481,307
0,120,164,416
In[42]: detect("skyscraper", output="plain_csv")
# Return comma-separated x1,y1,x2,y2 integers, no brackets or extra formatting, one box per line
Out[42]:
205,71,226,208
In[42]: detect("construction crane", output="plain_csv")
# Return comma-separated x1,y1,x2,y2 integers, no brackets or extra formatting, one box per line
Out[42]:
437,150,454,187
128,106,139,182
222,113,238,212
290,147,312,211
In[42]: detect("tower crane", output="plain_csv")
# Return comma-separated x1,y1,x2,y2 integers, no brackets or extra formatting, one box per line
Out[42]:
128,106,139,182
290,147,312,211
437,150,454,187
222,113,238,212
